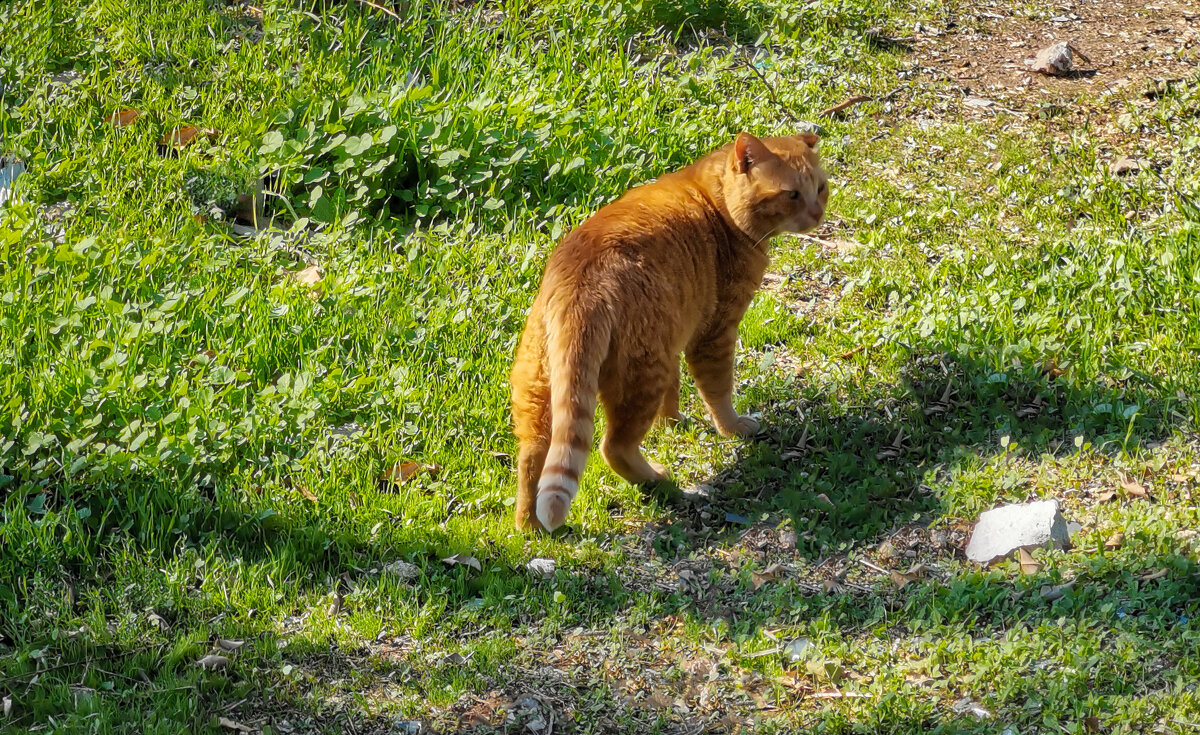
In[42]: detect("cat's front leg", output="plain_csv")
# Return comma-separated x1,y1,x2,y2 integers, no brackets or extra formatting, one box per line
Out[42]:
685,330,760,438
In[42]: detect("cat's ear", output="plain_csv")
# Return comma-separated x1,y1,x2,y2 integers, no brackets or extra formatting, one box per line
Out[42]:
732,132,770,174
798,132,820,148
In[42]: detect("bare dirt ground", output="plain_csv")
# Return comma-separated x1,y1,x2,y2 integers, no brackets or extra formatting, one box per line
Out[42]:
914,0,1199,110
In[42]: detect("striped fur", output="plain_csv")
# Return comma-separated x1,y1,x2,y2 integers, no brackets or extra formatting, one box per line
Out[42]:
511,132,829,531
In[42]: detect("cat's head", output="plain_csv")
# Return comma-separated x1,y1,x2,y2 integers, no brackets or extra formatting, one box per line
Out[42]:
722,132,828,241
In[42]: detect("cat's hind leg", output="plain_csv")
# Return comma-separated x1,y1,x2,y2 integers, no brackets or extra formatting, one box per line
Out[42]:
600,367,671,484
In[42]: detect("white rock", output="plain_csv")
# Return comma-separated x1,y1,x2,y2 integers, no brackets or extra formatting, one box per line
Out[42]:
1031,42,1090,76
965,500,1072,564
526,557,556,578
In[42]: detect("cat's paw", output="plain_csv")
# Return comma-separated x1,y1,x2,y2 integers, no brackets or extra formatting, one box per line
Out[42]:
648,460,670,480
657,412,689,428
721,414,761,437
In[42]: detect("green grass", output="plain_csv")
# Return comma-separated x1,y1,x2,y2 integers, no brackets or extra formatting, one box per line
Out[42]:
2,0,1199,732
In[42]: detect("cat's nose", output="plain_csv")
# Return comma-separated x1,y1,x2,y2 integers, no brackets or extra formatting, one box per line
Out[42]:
809,204,824,220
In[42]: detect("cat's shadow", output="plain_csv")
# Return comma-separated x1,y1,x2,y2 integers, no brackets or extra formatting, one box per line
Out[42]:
632,348,1180,562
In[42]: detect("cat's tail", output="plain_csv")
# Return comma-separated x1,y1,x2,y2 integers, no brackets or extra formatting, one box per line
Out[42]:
535,304,612,532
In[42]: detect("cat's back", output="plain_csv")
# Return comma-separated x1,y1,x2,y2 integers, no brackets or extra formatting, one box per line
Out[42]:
546,169,720,275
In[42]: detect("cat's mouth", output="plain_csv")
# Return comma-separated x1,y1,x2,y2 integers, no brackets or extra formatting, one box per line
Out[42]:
786,210,824,234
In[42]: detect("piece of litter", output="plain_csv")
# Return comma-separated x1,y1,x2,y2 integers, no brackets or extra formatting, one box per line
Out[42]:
784,637,812,662
0,159,25,207
952,697,992,719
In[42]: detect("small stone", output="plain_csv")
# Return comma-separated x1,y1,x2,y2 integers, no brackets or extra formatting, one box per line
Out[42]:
682,483,714,503
383,560,420,583
526,558,556,579
1109,156,1152,176
796,120,824,137
965,500,1072,565
1031,41,1089,76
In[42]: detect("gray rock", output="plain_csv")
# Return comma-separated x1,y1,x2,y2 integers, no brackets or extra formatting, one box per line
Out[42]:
965,500,1072,564
382,560,420,583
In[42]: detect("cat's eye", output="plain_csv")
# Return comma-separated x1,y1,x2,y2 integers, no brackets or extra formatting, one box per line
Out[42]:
788,190,799,200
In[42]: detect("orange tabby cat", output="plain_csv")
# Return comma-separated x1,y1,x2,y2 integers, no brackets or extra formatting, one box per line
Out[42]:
510,132,828,531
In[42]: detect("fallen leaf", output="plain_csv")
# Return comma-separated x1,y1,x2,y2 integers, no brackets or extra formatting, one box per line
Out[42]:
1095,490,1118,503
1017,548,1041,575
1120,478,1149,498
811,689,872,699
681,483,713,502
890,563,931,589
381,461,439,486
1040,580,1076,602
804,659,845,684
642,691,674,710
327,590,344,616
441,553,482,572
1139,568,1168,582
751,563,784,590
1104,531,1125,550
2,695,11,717
147,611,170,632
158,125,216,149
1042,359,1067,379
218,716,253,733
288,264,322,286
196,654,230,670
108,109,141,126
216,639,246,652
1016,394,1046,419
775,671,808,690
297,485,318,503
814,493,835,508
1083,715,1103,733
